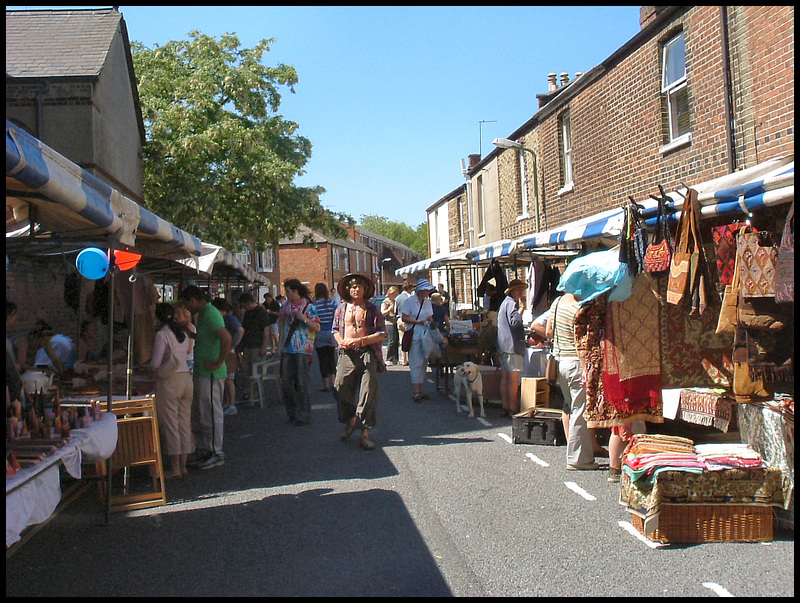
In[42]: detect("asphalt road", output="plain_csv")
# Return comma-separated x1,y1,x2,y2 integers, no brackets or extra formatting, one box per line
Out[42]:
6,362,794,597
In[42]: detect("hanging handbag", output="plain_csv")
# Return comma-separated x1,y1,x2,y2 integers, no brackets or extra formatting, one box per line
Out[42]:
545,298,561,386
734,225,789,330
401,304,423,353
644,196,673,275
667,189,699,306
712,223,746,287
731,325,774,401
774,201,794,304
156,330,182,379
715,231,741,335
737,227,779,298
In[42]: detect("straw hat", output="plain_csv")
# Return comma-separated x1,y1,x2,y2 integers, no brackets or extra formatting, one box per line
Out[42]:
430,293,444,304
505,278,528,295
337,273,375,302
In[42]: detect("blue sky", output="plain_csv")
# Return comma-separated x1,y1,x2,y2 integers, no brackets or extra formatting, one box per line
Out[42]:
9,6,643,227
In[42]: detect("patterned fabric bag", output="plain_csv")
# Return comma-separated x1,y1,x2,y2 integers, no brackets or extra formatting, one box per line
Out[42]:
712,223,747,287
644,197,672,276
737,228,778,298
715,233,741,335
774,201,794,303
667,189,700,306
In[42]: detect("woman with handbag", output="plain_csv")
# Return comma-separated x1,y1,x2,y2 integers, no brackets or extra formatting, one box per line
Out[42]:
401,278,436,402
150,302,194,478
545,293,601,471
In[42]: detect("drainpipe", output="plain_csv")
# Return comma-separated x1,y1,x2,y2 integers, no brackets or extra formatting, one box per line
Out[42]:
720,6,737,173
36,79,51,140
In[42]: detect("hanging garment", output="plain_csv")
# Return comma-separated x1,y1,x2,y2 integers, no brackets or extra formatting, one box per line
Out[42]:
63,272,80,313
774,201,794,304
476,258,508,312
601,273,664,425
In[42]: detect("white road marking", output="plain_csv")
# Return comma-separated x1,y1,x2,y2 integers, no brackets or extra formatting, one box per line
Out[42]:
477,417,491,427
311,403,336,410
618,521,664,549
564,481,596,501
497,432,513,444
239,434,252,439
525,453,549,467
702,582,734,597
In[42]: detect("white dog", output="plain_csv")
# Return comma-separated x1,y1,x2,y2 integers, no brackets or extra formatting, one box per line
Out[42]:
453,361,485,418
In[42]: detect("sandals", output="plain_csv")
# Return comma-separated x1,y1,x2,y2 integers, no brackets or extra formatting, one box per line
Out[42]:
413,393,423,403
360,435,376,451
341,420,356,440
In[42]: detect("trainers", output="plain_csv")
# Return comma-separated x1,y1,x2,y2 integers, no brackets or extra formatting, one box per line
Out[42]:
223,405,238,416
198,453,225,470
608,467,622,483
567,462,600,471
186,450,212,467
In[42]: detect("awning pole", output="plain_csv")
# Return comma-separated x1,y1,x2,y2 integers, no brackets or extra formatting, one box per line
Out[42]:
104,241,116,525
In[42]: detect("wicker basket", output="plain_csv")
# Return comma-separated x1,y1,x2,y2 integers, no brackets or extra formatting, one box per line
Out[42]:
630,504,774,543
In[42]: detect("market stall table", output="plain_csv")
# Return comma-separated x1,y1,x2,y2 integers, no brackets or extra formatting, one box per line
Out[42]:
6,412,118,547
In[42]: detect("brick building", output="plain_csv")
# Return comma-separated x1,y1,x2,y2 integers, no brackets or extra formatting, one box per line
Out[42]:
276,225,421,298
418,5,793,313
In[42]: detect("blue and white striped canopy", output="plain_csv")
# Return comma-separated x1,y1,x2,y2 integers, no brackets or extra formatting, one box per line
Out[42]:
6,119,202,259
516,205,625,250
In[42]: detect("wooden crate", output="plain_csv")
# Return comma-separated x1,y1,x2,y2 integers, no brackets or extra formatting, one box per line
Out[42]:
631,504,773,543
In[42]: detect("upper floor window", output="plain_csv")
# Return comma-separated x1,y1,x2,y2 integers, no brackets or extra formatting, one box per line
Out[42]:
662,31,690,142
456,197,465,244
558,112,573,193
256,248,275,272
476,175,485,235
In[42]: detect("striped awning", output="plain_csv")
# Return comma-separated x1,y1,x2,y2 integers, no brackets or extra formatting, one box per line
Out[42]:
515,205,625,250
463,239,517,261
642,156,794,225
395,253,454,276
6,119,202,259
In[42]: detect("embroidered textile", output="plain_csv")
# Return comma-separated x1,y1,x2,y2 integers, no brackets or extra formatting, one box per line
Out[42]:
601,273,663,427
573,293,612,427
737,229,779,298
712,223,747,287
658,277,734,388
677,387,735,432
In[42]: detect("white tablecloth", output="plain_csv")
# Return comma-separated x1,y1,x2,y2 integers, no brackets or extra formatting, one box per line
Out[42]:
6,412,118,547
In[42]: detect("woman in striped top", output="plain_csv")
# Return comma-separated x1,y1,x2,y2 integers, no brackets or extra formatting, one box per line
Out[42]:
546,292,599,470
313,282,340,392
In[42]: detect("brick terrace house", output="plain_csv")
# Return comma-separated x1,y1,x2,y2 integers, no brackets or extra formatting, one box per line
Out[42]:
431,5,793,310
276,225,421,298
6,7,146,337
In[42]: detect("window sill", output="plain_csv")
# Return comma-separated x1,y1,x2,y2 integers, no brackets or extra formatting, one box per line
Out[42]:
660,132,692,155
557,182,574,196
516,212,530,222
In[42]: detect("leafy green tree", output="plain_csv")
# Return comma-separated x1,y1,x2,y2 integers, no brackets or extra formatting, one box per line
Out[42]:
359,215,429,256
132,32,350,252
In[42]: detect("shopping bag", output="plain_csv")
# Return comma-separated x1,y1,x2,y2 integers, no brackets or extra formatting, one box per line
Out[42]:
774,201,794,303
737,228,779,298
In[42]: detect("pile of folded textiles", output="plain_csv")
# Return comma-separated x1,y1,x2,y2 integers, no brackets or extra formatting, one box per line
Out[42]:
695,443,766,471
622,434,705,483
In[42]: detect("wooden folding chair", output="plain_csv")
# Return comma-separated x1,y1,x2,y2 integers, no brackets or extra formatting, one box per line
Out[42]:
100,396,167,512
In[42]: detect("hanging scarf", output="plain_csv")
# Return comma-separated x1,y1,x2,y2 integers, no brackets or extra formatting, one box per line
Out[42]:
602,273,664,424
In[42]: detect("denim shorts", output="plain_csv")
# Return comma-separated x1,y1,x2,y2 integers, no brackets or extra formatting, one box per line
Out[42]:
500,353,524,372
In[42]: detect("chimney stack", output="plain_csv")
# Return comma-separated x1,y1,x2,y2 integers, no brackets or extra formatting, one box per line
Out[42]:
559,72,570,87
468,153,481,169
639,6,667,29
575,72,583,79
547,72,558,92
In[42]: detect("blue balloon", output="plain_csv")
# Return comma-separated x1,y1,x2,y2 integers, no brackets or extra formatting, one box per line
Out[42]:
76,247,109,280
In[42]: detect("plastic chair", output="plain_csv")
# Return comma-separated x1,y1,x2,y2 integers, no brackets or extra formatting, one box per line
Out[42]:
248,356,282,408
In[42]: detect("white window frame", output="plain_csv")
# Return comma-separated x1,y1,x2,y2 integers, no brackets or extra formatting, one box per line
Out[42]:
476,174,485,237
332,246,340,270
456,197,465,245
662,31,690,143
558,112,573,195
517,149,530,220
256,248,275,272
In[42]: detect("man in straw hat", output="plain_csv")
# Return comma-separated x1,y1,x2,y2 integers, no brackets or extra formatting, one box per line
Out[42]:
497,278,528,416
332,273,386,450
